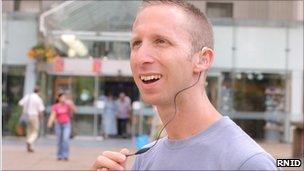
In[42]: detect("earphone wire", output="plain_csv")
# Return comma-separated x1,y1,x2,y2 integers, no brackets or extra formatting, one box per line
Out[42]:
126,72,202,157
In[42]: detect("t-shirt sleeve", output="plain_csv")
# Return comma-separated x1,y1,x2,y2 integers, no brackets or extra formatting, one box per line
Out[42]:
131,156,141,170
18,95,27,106
238,152,281,170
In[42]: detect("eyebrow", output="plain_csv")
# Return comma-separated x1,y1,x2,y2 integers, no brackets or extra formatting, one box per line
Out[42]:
131,32,175,43
151,33,172,41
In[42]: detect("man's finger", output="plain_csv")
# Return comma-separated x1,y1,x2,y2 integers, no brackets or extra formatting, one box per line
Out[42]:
92,155,124,171
119,148,130,168
102,151,127,164
120,148,130,156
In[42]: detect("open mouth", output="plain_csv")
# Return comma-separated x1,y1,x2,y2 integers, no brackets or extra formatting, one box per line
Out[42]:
140,74,162,84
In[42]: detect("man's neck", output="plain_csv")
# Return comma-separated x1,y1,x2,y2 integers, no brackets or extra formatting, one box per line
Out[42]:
156,89,222,140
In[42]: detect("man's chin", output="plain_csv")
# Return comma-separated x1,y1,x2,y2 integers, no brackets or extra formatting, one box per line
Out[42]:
140,94,163,106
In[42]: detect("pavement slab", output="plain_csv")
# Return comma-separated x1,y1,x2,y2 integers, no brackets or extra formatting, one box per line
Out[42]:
2,136,302,170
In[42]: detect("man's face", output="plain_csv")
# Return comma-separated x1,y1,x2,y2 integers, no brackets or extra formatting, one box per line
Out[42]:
130,5,196,106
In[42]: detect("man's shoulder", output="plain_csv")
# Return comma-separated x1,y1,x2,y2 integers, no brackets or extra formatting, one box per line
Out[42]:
219,122,263,154
238,152,278,170
217,121,277,169
31,93,42,100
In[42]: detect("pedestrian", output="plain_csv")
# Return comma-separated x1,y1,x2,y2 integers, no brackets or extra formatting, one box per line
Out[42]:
18,86,45,153
102,93,118,138
116,92,132,138
47,92,75,161
91,0,279,170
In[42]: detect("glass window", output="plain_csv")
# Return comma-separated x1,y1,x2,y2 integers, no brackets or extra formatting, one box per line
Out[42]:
2,65,25,133
206,76,219,109
233,72,285,112
48,76,72,104
99,76,139,101
73,77,95,105
88,41,130,59
220,72,234,112
55,39,131,60
206,2,233,18
2,66,25,104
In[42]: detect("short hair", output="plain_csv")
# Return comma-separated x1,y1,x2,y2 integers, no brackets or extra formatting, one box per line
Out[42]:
34,86,40,93
139,0,214,54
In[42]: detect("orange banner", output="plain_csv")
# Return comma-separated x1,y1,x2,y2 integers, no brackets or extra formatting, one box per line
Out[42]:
54,57,64,72
92,59,102,74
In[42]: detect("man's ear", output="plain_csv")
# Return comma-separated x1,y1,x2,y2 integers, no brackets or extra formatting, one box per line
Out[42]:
193,47,214,74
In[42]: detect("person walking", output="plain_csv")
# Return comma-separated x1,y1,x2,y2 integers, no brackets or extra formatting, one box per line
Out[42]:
47,93,75,161
102,93,118,138
18,86,45,153
116,92,132,138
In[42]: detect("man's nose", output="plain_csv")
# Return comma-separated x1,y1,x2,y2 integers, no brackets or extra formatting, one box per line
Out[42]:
136,43,155,65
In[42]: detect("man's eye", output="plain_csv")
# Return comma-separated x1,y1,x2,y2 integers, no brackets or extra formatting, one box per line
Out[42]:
132,41,142,48
155,39,166,44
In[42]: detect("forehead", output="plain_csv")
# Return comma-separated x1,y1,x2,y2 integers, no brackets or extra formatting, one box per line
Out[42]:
132,5,190,38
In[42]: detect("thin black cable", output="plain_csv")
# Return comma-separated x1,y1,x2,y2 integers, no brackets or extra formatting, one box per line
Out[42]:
126,72,202,157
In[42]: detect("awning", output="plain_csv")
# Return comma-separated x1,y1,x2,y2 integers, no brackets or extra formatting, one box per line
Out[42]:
40,1,141,40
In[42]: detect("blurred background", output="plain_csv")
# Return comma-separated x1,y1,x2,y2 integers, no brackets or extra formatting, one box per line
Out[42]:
2,0,303,170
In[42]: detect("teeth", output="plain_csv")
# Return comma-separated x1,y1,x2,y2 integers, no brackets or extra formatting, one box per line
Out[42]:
140,74,162,81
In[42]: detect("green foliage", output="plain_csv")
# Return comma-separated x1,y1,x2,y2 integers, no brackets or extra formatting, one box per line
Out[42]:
7,105,23,135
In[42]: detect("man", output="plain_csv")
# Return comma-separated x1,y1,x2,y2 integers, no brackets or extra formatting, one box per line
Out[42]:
18,86,45,152
116,92,132,138
91,0,279,170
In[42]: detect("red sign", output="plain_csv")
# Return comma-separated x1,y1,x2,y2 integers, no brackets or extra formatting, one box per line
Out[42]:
92,59,102,74
54,57,64,72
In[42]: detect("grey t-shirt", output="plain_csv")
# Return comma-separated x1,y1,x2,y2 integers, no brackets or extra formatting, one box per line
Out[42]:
132,116,279,170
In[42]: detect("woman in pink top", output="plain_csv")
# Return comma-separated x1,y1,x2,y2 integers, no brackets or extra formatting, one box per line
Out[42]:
47,93,75,161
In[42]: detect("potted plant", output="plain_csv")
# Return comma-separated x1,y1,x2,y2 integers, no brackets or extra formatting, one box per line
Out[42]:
27,43,58,72
27,44,58,62
7,105,25,136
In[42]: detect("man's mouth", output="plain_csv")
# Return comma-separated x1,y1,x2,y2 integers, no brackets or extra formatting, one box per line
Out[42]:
140,74,162,84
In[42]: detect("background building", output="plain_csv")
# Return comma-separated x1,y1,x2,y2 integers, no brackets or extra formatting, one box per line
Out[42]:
2,1,303,142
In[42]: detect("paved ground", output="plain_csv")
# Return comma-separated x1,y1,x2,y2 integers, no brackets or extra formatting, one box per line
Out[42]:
2,136,302,170
2,136,136,170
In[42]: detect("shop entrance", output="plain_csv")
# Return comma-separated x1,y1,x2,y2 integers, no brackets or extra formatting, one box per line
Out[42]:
46,75,139,136
100,76,139,101
53,76,72,98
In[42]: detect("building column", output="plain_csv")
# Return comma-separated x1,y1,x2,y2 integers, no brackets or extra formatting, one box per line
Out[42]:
23,61,37,95
290,70,303,122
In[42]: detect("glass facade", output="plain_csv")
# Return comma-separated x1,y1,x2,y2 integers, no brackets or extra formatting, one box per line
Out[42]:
86,41,130,59
217,71,287,139
218,72,286,113
234,73,285,112
2,66,26,135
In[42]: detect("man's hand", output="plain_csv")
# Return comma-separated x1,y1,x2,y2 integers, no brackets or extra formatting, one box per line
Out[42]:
91,148,130,171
